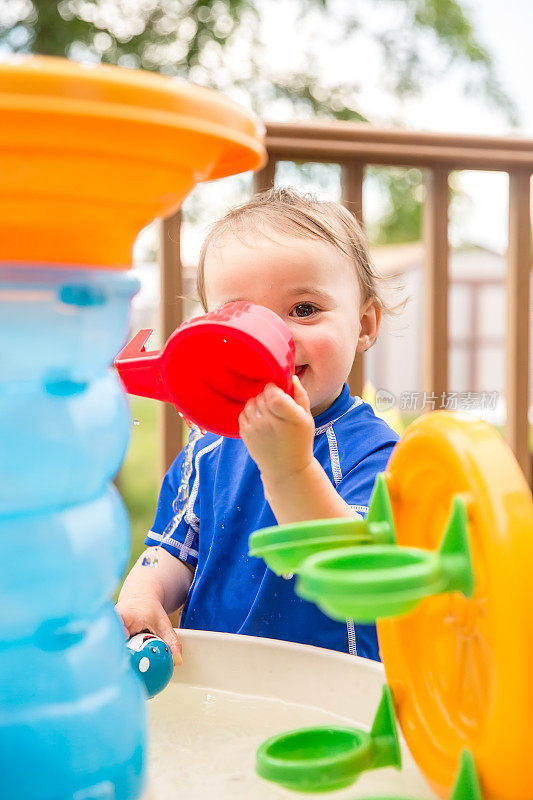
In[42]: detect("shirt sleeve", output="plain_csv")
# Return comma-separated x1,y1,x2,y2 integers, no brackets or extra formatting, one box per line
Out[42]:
144,444,201,569
335,442,397,517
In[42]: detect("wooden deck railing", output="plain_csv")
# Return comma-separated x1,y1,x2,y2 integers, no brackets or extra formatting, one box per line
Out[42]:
159,121,533,485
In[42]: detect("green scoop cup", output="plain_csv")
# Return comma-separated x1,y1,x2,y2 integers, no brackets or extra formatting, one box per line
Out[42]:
295,496,475,622
257,679,481,799
249,474,396,576
256,685,401,793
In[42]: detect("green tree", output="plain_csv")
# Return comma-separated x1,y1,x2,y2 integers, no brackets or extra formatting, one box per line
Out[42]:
369,168,424,245
0,0,518,242
0,0,516,120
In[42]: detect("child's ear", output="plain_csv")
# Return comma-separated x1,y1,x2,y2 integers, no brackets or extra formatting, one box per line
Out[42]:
356,299,382,353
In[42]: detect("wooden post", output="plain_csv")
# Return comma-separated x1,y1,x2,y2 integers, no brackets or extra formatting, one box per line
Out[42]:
506,170,531,484
159,210,184,478
341,161,365,397
253,158,276,193
423,168,449,402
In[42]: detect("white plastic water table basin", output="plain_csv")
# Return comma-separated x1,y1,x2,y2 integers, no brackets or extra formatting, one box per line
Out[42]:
145,629,439,799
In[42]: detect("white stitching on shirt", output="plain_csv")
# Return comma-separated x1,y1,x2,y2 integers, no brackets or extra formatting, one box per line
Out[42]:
347,619,358,655
316,397,363,657
179,525,198,561
161,436,223,543
314,397,362,436
326,426,342,486
183,436,223,534
147,529,199,559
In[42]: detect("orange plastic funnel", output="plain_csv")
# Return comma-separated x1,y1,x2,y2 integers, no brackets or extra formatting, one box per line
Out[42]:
0,56,265,268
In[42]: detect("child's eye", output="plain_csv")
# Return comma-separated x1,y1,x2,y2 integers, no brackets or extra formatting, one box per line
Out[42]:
292,303,318,318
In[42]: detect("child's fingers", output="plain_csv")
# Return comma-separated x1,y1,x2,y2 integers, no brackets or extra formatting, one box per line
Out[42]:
292,375,311,413
154,614,183,666
241,383,310,429
115,604,138,638
238,411,249,435
116,605,182,665
255,391,268,418
241,396,259,421
264,383,305,422
242,393,272,426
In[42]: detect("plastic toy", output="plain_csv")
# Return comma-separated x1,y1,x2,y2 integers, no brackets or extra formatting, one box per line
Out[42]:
0,55,265,267
0,55,264,800
256,688,481,800
357,749,482,800
296,495,474,621
378,412,533,800
256,685,401,792
115,301,295,437
251,411,533,799
249,474,396,575
127,633,174,699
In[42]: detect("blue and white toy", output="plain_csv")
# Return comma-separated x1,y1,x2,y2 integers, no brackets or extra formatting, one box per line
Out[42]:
127,633,174,699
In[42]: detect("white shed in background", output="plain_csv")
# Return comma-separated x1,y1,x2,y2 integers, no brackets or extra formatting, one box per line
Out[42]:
365,243,533,424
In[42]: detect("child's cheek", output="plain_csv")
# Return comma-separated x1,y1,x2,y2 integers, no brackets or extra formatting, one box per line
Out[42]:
307,329,353,387
309,331,341,362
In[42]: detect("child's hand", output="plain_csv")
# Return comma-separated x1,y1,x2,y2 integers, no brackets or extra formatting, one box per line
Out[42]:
115,596,183,666
239,375,315,484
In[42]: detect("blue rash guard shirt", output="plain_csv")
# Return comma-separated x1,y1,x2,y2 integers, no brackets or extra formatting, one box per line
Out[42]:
145,383,399,661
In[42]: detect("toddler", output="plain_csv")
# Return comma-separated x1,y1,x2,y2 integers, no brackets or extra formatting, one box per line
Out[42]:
116,188,399,664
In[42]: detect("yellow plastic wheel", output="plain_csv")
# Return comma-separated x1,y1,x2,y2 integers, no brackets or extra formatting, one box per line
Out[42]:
378,411,533,799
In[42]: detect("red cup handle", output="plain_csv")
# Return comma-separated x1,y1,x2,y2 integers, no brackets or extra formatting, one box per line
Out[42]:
114,330,172,403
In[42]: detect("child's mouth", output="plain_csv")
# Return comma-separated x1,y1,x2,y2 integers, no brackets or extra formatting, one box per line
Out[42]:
295,365,307,379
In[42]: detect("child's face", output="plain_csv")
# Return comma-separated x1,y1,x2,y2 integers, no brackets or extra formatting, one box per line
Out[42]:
203,227,379,416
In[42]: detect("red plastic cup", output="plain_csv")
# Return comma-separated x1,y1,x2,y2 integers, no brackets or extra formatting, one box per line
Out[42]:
114,301,295,437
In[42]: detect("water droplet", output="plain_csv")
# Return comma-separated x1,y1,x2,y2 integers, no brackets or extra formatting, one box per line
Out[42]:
282,572,294,580
133,418,140,426
223,338,227,343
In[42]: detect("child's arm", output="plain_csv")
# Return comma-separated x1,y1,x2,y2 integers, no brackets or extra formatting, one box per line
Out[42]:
239,376,362,525
262,457,361,525
115,547,194,665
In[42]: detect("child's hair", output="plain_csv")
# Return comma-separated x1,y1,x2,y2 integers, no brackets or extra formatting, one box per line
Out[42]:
196,187,394,317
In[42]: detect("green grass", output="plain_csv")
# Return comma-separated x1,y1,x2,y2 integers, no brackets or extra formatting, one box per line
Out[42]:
117,397,160,577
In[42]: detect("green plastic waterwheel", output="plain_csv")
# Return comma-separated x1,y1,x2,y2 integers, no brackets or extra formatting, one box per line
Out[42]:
256,685,401,793
296,497,474,622
249,474,396,576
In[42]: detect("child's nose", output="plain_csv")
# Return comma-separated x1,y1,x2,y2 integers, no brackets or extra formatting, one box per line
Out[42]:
286,323,300,349
290,339,304,365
